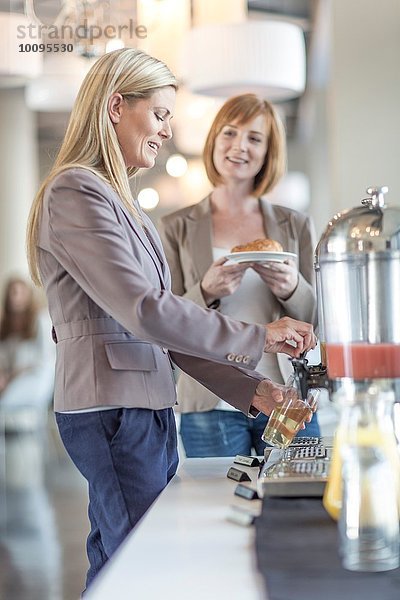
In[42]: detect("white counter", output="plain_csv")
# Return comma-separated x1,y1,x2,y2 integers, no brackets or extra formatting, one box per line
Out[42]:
86,457,268,600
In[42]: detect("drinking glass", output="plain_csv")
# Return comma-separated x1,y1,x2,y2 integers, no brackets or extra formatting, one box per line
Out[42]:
261,378,318,449
339,444,399,572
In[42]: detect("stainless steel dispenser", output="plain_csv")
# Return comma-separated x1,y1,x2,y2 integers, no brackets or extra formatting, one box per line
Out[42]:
315,185,400,385
258,187,400,507
293,185,400,397
258,187,400,500
314,188,400,532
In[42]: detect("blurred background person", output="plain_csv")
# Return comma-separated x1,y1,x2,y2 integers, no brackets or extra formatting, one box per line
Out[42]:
160,93,319,457
0,277,55,431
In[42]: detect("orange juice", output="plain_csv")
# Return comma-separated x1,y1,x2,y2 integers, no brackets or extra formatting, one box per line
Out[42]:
323,430,343,520
326,343,400,379
323,423,400,521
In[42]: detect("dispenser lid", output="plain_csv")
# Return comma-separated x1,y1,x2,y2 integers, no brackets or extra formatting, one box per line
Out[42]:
316,186,400,260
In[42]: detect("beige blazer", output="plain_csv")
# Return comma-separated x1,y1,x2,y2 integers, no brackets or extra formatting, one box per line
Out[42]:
159,196,317,412
37,169,266,413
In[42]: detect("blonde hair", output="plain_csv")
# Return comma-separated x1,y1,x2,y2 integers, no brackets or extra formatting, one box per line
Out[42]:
203,93,286,197
27,48,177,286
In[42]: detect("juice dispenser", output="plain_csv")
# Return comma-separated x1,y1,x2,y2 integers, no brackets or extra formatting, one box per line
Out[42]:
257,186,400,507
316,185,400,381
314,185,400,519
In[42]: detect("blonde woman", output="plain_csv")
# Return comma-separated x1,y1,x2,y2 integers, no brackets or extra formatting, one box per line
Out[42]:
160,94,319,457
26,49,316,589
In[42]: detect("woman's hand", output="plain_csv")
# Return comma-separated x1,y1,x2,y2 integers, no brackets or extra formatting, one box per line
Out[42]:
251,379,317,427
263,316,316,357
250,379,286,416
252,258,298,299
200,256,248,305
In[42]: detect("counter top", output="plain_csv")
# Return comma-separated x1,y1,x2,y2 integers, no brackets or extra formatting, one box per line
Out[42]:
86,457,268,600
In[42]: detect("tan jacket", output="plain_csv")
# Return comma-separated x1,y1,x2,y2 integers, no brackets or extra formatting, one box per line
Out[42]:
37,169,266,413
159,196,317,412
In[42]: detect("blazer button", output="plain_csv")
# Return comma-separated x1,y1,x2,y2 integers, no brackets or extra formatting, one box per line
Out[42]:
235,355,243,363
243,355,250,365
227,353,236,361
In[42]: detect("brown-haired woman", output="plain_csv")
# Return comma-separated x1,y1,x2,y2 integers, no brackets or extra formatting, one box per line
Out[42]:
160,93,320,457
0,277,54,428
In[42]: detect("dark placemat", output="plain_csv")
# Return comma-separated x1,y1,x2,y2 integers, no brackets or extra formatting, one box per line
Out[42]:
255,496,400,600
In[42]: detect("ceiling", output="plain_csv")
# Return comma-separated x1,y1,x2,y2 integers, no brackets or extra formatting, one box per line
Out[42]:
16,0,320,146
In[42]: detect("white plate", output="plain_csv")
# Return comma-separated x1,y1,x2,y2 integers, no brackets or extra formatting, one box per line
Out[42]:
225,251,297,264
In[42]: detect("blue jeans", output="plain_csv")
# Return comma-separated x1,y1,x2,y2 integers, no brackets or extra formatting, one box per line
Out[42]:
180,410,320,457
55,408,178,590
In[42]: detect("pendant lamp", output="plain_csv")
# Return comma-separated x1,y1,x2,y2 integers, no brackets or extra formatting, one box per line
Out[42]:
181,20,306,100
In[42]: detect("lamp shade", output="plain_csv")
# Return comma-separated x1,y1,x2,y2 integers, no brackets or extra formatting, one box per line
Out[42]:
0,13,42,87
181,21,306,100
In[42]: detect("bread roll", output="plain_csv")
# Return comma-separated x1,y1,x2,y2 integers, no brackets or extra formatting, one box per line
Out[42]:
231,238,283,253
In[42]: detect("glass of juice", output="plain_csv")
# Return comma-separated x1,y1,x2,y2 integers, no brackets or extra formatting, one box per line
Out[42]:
261,384,318,449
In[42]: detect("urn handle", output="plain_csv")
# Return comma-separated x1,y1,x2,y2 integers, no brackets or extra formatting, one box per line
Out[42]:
361,185,388,207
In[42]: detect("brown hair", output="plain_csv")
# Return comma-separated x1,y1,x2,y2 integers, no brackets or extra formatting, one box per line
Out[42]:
0,278,38,340
203,93,286,196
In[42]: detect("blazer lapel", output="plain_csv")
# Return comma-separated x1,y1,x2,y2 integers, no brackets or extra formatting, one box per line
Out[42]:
142,214,170,286
109,188,167,287
259,198,296,255
185,197,214,279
